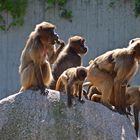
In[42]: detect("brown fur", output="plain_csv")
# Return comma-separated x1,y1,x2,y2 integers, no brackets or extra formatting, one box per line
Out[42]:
83,85,102,101
86,40,140,113
83,81,115,111
51,35,88,89
126,86,140,137
56,66,87,107
19,21,64,94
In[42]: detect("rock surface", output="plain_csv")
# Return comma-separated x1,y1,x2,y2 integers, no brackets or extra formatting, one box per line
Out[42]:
0,90,138,140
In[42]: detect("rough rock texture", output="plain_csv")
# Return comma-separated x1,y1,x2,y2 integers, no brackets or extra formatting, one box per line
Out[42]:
0,90,138,140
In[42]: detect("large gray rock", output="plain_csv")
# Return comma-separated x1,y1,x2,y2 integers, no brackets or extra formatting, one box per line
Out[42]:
0,90,138,140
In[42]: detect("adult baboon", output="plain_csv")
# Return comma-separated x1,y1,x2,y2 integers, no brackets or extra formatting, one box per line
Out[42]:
87,40,140,113
19,21,64,94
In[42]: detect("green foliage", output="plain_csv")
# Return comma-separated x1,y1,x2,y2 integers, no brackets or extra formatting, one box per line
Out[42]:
1,0,140,31
46,0,72,22
0,0,28,31
47,0,67,6
60,9,72,20
135,0,140,17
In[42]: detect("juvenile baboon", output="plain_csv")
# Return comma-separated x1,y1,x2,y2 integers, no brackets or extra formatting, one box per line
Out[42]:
56,66,87,107
87,40,140,113
19,21,64,94
126,86,140,137
51,35,88,89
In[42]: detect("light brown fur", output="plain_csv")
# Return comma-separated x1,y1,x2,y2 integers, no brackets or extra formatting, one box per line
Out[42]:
19,21,64,94
83,85,102,102
86,40,140,113
56,66,87,107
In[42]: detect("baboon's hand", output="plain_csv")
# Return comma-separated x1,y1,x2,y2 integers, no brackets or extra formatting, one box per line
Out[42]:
57,39,65,48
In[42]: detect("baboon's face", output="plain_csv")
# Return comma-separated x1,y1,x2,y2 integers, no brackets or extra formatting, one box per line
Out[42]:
70,38,88,55
41,28,59,45
77,68,87,81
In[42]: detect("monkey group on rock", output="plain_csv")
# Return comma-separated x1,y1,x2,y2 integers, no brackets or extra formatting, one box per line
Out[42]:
19,21,140,137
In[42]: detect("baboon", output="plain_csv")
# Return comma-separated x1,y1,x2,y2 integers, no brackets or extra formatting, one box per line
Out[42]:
85,70,115,110
87,40,140,113
56,66,87,107
51,35,88,89
83,84,102,102
19,21,64,94
126,86,140,137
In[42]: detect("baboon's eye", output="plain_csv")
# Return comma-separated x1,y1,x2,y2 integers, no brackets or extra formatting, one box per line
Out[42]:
81,71,87,78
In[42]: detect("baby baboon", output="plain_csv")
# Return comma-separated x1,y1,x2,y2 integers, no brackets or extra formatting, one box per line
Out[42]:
87,40,140,113
50,35,88,89
83,84,102,102
19,21,64,94
56,66,87,107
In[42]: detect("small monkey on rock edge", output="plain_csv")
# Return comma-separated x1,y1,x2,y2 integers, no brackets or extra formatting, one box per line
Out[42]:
56,66,87,107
